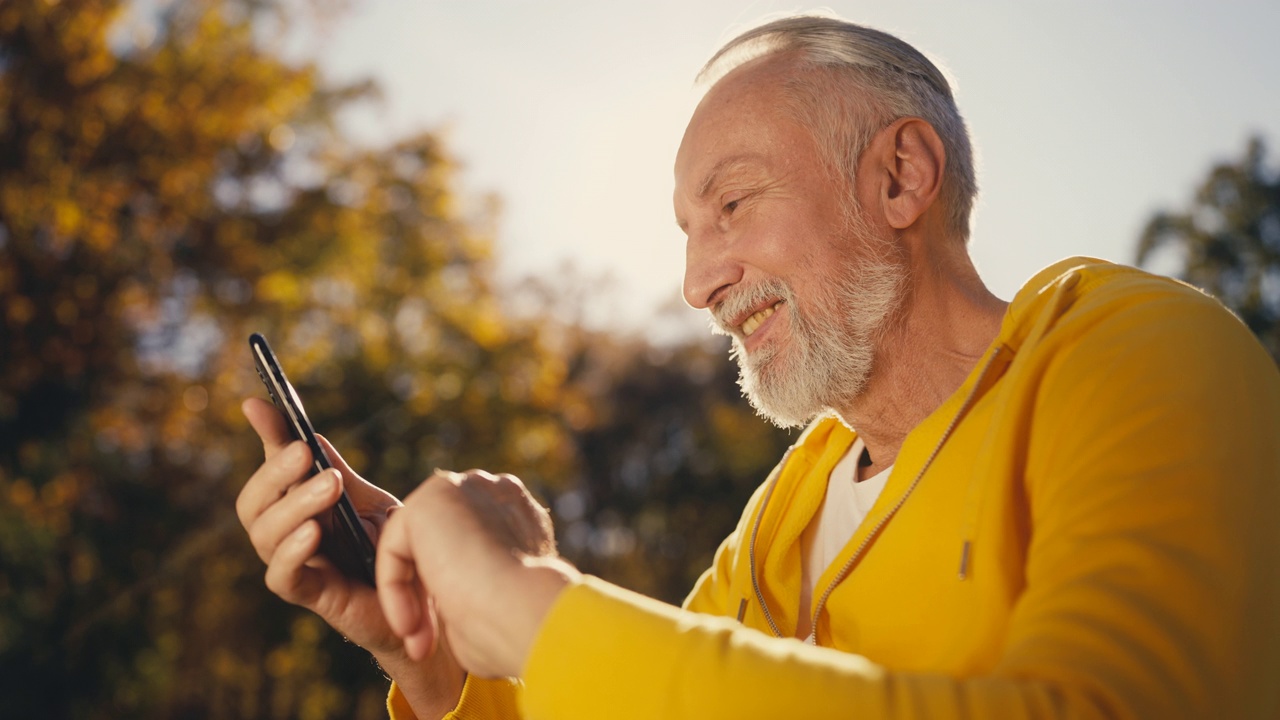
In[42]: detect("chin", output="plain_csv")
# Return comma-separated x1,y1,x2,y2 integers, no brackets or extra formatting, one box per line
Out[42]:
738,355,824,429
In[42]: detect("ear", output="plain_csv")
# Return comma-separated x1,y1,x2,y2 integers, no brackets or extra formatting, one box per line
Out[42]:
866,117,946,231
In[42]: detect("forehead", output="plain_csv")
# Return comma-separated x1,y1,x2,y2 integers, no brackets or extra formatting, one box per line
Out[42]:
678,59,790,162
674,57,813,195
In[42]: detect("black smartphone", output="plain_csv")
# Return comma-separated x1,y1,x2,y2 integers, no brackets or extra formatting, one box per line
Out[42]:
249,332,377,586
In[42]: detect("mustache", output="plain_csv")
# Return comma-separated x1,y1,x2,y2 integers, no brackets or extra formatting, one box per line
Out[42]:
709,278,793,337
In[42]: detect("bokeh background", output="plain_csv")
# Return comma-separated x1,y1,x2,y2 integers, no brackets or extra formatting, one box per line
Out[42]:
1,1,1277,717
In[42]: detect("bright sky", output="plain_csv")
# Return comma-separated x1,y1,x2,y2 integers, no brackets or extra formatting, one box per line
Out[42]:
312,0,1280,341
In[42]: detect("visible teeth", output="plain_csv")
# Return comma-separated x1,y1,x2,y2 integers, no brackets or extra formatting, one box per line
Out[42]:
741,303,778,337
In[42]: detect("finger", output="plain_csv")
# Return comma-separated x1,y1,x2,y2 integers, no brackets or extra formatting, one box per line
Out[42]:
315,435,402,534
242,397,293,457
402,595,441,662
455,471,548,555
264,519,325,606
315,435,353,478
376,508,434,654
493,473,556,553
245,468,342,563
235,440,317,530
315,434,377,502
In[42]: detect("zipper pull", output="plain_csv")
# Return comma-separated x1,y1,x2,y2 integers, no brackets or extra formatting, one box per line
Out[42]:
957,540,972,580
736,598,748,623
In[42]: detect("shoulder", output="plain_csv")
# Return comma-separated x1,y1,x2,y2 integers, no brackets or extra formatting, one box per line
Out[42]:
1011,258,1273,380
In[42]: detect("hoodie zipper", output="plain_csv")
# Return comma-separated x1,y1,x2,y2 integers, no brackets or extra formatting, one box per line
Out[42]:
746,446,795,638
746,346,1005,642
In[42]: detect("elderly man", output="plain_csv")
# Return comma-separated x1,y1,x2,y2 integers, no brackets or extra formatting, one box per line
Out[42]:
237,15,1280,720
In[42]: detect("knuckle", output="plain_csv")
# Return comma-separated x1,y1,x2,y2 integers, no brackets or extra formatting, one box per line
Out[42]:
246,528,272,559
286,441,310,467
425,468,462,488
234,492,250,525
263,565,286,596
495,472,522,488
462,468,496,483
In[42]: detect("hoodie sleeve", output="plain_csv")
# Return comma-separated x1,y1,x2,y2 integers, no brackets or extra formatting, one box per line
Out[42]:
388,676,523,720
517,280,1280,720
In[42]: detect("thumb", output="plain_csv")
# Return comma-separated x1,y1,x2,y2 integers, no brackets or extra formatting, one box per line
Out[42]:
315,435,356,480
377,507,439,660
315,435,398,516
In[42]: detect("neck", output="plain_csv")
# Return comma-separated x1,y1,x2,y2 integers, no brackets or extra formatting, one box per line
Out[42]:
834,243,1007,472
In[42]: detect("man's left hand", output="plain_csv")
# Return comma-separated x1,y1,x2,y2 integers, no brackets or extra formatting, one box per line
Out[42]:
375,469,580,679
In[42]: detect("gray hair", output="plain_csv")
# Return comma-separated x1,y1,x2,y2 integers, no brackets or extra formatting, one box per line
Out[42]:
700,15,978,240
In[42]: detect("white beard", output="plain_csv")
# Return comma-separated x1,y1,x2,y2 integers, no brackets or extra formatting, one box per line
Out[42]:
711,220,906,428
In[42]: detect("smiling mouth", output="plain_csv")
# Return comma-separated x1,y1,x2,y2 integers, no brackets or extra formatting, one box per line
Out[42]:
741,301,783,337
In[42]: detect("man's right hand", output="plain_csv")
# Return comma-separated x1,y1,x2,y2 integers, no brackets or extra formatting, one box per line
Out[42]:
235,397,465,719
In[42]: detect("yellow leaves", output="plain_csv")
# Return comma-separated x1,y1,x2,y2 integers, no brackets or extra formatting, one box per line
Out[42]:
69,543,96,585
58,2,120,64
467,303,509,349
357,314,390,369
2,471,80,539
54,296,77,326
256,270,303,305
435,371,463,401
512,417,568,465
183,385,209,413
7,477,35,512
177,83,205,114
0,5,21,34
157,165,205,202
138,89,167,127
39,472,79,508
65,43,116,87
267,636,352,718
268,124,295,152
529,354,570,409
265,646,298,679
134,629,181,695
95,82,133,124
5,295,35,326
436,294,511,350
82,212,118,253
77,113,105,148
91,403,149,454
53,198,82,237
559,388,597,431
708,401,781,477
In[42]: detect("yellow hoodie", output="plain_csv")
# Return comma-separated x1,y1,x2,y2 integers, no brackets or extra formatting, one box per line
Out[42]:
394,258,1280,719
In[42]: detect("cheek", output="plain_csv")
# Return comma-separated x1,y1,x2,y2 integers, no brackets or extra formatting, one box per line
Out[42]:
739,214,829,277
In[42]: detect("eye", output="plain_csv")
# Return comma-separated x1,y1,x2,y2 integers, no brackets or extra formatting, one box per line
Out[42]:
724,199,740,214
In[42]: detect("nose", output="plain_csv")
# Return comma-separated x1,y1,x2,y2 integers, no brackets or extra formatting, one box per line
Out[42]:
683,226,742,310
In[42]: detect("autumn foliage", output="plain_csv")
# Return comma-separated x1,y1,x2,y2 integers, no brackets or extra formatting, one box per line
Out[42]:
0,1,791,717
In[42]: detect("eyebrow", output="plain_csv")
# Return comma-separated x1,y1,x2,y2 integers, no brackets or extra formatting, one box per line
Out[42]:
695,153,768,199
676,153,769,231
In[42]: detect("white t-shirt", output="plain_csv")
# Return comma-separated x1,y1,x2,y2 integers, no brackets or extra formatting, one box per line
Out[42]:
796,437,893,641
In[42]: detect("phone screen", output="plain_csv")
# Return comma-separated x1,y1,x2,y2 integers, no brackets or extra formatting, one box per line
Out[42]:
249,333,377,586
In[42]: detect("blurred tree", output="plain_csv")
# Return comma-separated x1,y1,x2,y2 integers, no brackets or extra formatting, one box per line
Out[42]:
551,331,793,604
0,0,578,717
0,0,791,717
1137,136,1280,361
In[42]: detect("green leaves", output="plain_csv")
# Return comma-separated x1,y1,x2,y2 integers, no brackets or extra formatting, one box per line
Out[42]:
1138,137,1280,360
